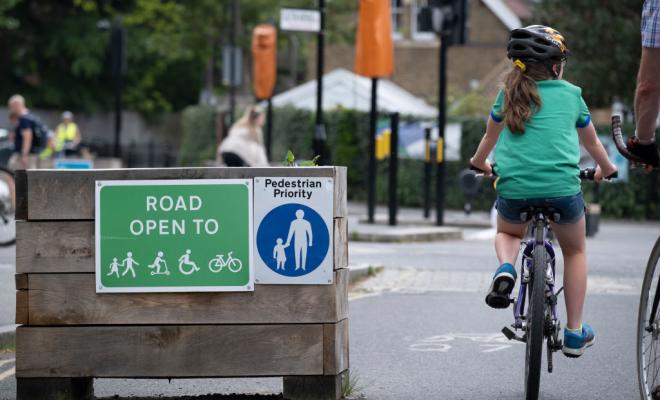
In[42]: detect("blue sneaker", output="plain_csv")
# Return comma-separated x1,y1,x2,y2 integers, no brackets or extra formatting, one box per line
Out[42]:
485,263,517,309
562,324,595,358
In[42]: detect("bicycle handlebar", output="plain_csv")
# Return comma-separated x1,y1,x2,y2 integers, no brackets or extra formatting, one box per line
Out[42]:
579,167,618,181
469,163,616,181
469,162,498,177
611,115,644,164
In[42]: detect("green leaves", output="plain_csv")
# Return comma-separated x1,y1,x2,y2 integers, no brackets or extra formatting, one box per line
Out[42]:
533,0,643,107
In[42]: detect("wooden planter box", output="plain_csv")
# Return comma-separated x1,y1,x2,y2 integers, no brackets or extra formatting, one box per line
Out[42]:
15,167,349,400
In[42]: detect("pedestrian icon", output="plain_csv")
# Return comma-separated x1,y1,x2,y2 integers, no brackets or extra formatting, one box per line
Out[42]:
285,209,314,270
121,251,139,278
256,203,329,278
273,239,288,270
108,257,121,278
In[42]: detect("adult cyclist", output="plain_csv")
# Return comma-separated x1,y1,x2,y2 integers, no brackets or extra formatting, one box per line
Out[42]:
630,0,660,169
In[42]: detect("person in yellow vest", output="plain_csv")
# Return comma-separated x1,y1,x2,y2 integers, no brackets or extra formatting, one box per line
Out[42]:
55,111,81,156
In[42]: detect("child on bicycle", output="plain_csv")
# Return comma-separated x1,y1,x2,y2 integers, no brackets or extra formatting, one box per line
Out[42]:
469,25,618,358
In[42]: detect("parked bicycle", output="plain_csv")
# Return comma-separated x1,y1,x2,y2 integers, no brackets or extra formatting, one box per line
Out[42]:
0,128,15,246
471,164,615,400
208,251,243,273
609,115,660,400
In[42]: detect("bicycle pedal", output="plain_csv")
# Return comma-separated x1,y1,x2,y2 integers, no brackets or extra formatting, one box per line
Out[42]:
501,327,525,342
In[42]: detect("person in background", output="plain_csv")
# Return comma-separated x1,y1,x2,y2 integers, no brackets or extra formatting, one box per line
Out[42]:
55,111,82,156
217,105,269,167
7,95,39,170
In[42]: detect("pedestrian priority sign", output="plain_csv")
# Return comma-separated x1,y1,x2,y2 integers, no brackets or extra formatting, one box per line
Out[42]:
254,177,334,284
95,179,254,293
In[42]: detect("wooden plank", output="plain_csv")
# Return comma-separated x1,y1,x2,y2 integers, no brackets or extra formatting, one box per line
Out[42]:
333,167,347,219
16,324,324,378
16,291,28,325
15,274,28,290
17,377,93,400
17,219,348,273
323,319,349,375
25,269,348,325
333,218,348,269
26,167,341,220
15,169,27,220
16,221,94,274
283,371,347,400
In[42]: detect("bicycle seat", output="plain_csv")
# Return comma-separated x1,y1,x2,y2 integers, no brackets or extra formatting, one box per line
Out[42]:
519,206,562,223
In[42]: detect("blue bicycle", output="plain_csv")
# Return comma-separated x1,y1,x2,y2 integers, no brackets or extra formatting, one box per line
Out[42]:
471,165,614,400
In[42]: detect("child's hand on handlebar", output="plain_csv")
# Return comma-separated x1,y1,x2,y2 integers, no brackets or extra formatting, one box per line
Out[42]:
594,164,618,182
469,157,493,176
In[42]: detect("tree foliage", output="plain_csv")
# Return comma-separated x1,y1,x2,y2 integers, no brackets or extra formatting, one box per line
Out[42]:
0,0,357,115
533,0,643,107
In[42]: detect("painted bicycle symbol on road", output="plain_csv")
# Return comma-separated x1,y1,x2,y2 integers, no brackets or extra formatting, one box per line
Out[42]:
208,251,243,273
408,333,523,353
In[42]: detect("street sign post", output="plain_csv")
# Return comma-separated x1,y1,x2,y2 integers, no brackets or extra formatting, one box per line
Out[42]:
95,179,253,293
279,8,321,32
254,177,334,284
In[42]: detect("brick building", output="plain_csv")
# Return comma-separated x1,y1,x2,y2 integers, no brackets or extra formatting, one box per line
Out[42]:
307,0,532,103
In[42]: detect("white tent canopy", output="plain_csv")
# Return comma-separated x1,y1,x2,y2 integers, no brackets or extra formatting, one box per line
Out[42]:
272,68,438,118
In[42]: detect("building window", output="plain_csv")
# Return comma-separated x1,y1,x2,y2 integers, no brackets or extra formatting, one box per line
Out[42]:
391,0,404,40
412,0,436,41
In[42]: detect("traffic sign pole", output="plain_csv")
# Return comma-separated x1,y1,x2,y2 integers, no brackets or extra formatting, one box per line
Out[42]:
313,0,327,164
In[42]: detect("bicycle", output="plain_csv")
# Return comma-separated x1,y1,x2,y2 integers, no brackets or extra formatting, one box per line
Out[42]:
208,251,243,273
0,166,15,246
610,116,660,400
0,129,16,247
470,164,614,400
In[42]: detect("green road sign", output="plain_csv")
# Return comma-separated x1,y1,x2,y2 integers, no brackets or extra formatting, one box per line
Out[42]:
95,180,253,293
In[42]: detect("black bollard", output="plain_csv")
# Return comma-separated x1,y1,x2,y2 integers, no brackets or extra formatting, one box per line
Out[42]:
388,112,399,226
423,126,432,219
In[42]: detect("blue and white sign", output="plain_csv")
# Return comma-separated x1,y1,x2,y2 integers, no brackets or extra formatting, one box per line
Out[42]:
254,177,334,284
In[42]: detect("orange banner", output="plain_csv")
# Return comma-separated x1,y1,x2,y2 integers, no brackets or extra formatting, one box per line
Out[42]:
252,24,277,99
354,0,394,77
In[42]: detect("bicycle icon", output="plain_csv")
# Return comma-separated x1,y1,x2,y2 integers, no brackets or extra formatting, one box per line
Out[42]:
208,251,242,273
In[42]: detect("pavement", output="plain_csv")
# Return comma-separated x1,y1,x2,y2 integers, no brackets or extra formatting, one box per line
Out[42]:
346,202,492,242
0,218,658,399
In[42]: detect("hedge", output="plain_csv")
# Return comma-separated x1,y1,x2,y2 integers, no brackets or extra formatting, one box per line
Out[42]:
177,104,658,219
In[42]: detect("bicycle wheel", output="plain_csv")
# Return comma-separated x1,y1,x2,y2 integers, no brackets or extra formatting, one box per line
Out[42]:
208,258,222,273
524,241,546,400
637,236,660,400
0,168,15,246
228,258,242,273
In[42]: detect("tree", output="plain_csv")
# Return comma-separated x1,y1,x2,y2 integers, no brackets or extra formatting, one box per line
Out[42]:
0,0,358,114
533,0,643,108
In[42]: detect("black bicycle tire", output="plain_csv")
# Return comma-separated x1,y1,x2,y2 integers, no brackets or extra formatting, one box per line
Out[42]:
637,236,660,400
0,167,15,247
524,240,546,400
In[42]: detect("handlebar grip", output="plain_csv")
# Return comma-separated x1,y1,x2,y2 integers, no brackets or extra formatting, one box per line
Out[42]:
605,170,618,180
580,168,596,181
469,162,498,177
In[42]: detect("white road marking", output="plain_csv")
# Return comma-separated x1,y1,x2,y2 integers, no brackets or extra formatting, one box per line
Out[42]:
350,267,641,297
0,366,15,381
0,359,14,369
480,344,512,353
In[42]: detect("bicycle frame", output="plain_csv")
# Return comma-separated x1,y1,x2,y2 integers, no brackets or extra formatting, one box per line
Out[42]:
512,214,559,333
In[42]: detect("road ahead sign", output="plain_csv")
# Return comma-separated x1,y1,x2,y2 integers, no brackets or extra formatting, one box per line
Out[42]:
280,8,321,32
254,177,333,284
95,180,253,293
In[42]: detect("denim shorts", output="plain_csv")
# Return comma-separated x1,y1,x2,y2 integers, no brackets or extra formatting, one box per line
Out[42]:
496,193,586,225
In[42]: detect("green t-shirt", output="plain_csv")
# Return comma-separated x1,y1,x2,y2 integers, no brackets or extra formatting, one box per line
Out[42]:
490,79,591,199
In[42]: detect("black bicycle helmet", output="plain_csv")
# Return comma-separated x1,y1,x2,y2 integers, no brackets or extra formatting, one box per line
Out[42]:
507,25,570,62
